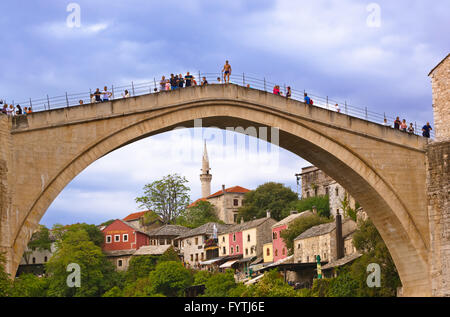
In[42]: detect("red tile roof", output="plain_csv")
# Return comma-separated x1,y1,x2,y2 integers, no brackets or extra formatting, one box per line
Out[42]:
188,186,251,208
207,186,250,199
188,198,207,208
123,211,148,221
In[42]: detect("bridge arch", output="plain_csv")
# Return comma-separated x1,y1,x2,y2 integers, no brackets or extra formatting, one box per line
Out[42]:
1,84,430,295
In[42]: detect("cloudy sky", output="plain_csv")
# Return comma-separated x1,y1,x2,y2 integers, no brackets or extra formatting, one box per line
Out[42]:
1,0,447,226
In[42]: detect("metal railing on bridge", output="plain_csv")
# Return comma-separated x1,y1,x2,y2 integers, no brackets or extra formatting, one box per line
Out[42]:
2,71,434,138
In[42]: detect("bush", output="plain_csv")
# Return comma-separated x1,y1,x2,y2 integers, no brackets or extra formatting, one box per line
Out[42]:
202,270,240,297
290,195,330,218
148,261,193,297
310,278,331,297
242,270,297,297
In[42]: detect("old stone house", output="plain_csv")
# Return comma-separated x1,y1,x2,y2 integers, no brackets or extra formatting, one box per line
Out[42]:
293,217,357,264
101,219,151,271
300,166,357,218
175,222,231,268
271,210,313,263
218,213,277,274
146,224,191,250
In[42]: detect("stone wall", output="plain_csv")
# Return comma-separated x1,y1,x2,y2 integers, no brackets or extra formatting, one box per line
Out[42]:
426,140,450,296
429,54,449,141
0,116,13,274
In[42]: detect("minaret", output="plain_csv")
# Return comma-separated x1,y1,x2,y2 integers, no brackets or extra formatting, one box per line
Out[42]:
200,140,212,198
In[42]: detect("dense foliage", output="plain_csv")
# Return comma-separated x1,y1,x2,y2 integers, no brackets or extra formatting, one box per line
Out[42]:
290,195,330,218
202,269,244,297
242,270,298,297
0,253,11,297
147,261,193,297
237,182,299,221
177,201,222,228
45,229,118,297
136,174,190,224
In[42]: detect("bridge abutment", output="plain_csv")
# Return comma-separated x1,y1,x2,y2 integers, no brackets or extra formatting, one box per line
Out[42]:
427,54,450,296
0,116,14,276
426,140,450,296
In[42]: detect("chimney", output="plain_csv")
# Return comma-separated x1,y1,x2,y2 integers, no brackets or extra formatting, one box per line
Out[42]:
266,210,271,218
335,211,344,260
240,217,244,224
222,184,226,193
312,206,317,214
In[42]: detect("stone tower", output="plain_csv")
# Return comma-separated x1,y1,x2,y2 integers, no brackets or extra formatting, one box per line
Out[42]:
200,141,212,198
428,53,449,142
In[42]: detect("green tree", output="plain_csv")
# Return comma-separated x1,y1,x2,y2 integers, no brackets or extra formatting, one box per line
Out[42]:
10,274,49,297
158,246,180,263
202,269,242,297
280,214,332,255
51,223,104,247
45,229,117,297
340,194,357,221
327,269,358,297
141,210,162,226
123,277,152,297
242,270,298,297
349,219,401,296
177,201,221,228
290,195,330,218
193,270,213,285
147,261,193,297
100,219,116,227
136,174,190,224
310,278,332,297
126,255,159,282
102,286,123,297
237,182,299,221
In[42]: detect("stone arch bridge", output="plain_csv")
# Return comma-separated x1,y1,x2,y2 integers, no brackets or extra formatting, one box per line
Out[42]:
0,83,444,296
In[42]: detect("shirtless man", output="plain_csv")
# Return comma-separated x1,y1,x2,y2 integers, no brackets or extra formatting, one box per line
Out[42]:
222,60,232,83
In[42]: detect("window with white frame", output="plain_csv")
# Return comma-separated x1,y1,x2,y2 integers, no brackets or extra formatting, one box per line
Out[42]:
114,235,120,242
106,235,112,243
123,234,128,242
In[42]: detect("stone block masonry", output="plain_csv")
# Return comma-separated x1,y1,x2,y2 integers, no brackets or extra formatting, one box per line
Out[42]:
429,54,449,142
426,140,450,296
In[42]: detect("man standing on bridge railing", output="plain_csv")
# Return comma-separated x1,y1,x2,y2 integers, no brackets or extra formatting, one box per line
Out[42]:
222,60,232,83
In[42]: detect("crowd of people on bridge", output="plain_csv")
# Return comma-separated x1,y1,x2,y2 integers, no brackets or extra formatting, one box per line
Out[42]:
0,100,32,116
382,116,432,138
0,60,434,138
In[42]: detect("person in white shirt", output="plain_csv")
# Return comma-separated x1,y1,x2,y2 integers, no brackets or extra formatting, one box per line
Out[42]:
6,105,14,116
335,103,340,113
383,118,390,127
102,86,112,101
